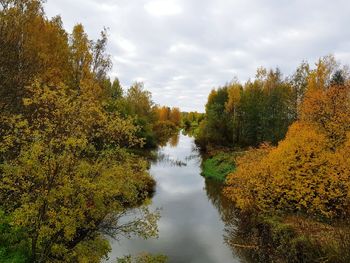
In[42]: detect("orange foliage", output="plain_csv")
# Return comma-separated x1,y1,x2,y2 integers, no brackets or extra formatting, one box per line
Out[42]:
225,122,350,218
169,107,181,126
155,106,181,126
156,106,170,122
225,60,350,219
301,84,350,149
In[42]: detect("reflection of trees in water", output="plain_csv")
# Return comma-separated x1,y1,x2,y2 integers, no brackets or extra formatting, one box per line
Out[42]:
154,152,187,167
181,128,195,138
182,143,202,167
169,133,179,147
204,179,234,221
204,179,263,263
157,132,179,148
184,152,200,162
157,131,179,147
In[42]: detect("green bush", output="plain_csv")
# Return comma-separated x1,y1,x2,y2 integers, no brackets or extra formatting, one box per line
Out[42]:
0,210,30,263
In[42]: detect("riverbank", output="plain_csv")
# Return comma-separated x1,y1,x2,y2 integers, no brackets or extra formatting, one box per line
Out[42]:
199,145,247,182
199,146,350,262
228,211,350,262
201,152,236,181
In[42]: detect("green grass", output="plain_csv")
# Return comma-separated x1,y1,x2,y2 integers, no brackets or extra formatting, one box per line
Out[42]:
201,152,236,181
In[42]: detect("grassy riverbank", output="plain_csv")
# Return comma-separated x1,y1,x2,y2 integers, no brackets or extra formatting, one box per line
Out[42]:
201,151,237,181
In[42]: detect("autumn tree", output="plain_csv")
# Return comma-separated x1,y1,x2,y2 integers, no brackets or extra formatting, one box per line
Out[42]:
156,106,171,122
0,0,70,113
169,107,181,126
225,82,242,145
289,60,310,118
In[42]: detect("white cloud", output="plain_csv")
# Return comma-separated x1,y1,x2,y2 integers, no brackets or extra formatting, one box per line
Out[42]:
144,0,182,16
44,0,350,112
112,36,137,57
169,42,200,53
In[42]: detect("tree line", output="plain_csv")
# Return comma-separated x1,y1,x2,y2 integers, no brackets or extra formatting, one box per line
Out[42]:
196,60,320,149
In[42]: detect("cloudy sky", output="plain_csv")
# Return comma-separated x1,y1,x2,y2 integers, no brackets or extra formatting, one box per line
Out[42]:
45,0,350,112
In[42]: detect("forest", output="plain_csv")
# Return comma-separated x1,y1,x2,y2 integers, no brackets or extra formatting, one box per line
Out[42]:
0,1,180,262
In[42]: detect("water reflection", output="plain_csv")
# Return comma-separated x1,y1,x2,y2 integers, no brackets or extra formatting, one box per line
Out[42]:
156,131,179,147
155,152,187,167
168,133,179,147
203,178,259,263
107,134,240,263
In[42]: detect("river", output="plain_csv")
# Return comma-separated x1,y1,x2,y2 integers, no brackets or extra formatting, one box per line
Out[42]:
107,133,241,263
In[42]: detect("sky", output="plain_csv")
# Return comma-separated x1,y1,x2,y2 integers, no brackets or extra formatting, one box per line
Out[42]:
45,0,350,112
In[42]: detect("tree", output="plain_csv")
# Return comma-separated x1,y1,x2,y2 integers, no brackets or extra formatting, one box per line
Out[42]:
91,28,112,83
126,82,154,118
169,107,181,126
289,61,310,118
302,69,350,149
156,106,171,122
110,78,123,99
0,0,70,113
69,24,92,91
225,82,242,145
0,83,159,262
202,87,231,145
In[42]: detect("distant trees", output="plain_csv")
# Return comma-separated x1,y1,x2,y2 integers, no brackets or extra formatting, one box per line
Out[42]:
149,106,182,146
197,68,296,148
155,106,181,126
182,111,204,132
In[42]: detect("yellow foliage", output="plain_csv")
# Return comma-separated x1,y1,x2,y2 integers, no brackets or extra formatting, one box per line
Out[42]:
225,59,350,219
225,83,241,113
224,143,274,210
301,84,350,148
155,106,181,126
0,82,156,261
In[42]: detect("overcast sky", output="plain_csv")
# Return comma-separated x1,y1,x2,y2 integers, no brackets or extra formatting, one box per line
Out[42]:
45,0,350,112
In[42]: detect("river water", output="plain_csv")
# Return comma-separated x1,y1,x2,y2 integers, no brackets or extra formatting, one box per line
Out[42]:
107,133,240,263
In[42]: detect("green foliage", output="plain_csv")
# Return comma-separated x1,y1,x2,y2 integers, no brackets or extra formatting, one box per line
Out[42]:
197,68,296,149
0,210,30,263
181,111,205,138
201,153,236,181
